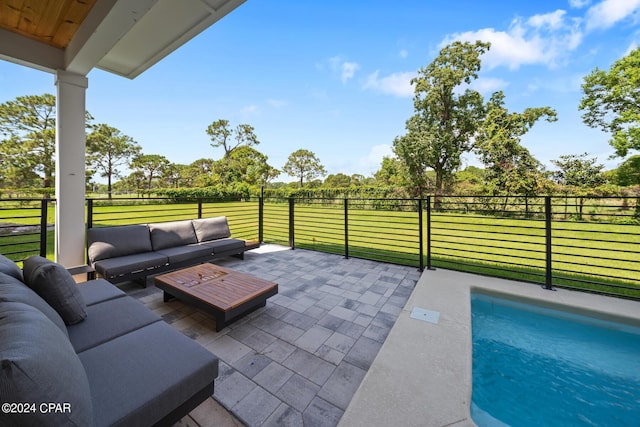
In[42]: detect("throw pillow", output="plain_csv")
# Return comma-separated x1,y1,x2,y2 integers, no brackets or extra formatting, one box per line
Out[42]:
0,253,23,282
22,256,87,325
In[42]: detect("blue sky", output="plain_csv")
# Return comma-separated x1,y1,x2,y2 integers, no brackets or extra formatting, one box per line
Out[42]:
2,0,640,182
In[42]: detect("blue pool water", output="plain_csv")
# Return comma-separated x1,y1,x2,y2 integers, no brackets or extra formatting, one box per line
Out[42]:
471,293,640,427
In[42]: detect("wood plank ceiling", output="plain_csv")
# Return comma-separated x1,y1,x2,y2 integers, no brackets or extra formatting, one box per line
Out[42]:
0,0,96,49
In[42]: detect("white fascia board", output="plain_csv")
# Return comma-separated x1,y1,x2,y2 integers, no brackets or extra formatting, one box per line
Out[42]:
0,28,64,73
97,0,246,79
65,0,160,76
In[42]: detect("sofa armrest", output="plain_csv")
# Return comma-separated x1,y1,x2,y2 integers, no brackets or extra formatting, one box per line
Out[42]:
66,265,96,281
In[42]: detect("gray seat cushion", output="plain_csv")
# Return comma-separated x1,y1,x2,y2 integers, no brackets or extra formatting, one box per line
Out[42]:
149,220,197,250
67,296,161,353
0,254,23,281
0,272,68,336
199,238,246,254
88,225,153,263
92,252,168,280
155,244,213,264
22,256,88,325
0,301,93,427
192,216,231,242
78,321,218,427
77,279,126,306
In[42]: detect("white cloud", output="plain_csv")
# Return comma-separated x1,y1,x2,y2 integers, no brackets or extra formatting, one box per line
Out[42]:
363,71,416,97
349,144,394,176
528,10,567,30
469,77,509,94
329,56,360,83
441,12,583,70
569,0,591,8
585,0,640,30
399,49,409,59
341,61,360,83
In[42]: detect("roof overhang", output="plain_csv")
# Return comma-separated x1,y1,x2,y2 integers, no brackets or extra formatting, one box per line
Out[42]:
0,0,246,79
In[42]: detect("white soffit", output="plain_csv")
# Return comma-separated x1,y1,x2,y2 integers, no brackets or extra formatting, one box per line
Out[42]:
97,0,246,79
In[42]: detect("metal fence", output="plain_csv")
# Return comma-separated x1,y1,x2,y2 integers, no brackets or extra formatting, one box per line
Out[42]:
1,195,638,299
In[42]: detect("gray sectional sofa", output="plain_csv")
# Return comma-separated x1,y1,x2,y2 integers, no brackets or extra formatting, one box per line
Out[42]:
88,216,257,285
0,254,218,427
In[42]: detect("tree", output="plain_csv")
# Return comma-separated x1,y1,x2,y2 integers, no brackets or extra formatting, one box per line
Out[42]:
552,153,605,219
218,146,279,186
86,124,141,198
324,173,352,187
282,149,326,186
0,135,42,188
374,156,409,188
474,91,557,200
183,158,218,187
394,41,489,204
130,154,171,192
0,94,56,188
579,47,640,157
206,119,259,159
613,155,640,187
552,153,605,188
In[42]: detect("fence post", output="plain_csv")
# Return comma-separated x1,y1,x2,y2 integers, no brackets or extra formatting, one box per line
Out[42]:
418,198,424,271
544,196,554,290
86,199,93,229
426,196,435,270
259,195,264,243
288,197,295,249
197,198,203,219
344,198,349,259
39,199,48,257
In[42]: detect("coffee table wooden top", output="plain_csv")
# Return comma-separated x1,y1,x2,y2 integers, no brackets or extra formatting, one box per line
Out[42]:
154,263,277,312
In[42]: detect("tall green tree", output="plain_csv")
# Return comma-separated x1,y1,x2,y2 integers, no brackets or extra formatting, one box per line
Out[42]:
552,153,605,188
394,41,489,203
374,156,409,188
552,153,605,219
283,149,326,187
206,119,259,159
612,155,640,187
130,154,171,191
86,124,141,198
0,94,56,188
579,47,640,157
182,158,218,187
217,146,279,186
475,91,556,198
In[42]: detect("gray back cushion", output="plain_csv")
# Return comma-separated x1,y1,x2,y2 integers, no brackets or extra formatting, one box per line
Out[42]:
23,256,87,326
0,272,68,336
87,225,152,262
148,220,197,250
0,253,23,282
192,216,231,242
0,301,93,427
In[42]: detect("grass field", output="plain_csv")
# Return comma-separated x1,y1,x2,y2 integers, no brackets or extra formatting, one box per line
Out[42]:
2,199,639,298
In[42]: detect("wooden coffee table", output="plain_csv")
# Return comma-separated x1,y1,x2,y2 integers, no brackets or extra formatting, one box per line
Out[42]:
154,263,278,331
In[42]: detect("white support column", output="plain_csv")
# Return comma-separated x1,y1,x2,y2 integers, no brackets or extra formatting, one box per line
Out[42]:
55,70,88,267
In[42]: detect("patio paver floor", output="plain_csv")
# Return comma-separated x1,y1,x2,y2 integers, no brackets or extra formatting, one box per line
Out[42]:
124,245,421,426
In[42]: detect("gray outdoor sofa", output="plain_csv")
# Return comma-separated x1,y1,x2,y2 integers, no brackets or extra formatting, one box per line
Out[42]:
87,216,257,285
0,253,218,427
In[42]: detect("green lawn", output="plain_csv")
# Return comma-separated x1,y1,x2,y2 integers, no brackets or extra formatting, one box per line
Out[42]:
2,199,638,298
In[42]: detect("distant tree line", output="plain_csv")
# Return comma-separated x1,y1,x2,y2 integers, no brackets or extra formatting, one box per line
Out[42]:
1,42,639,201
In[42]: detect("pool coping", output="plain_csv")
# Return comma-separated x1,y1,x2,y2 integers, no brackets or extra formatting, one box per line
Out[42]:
338,269,640,427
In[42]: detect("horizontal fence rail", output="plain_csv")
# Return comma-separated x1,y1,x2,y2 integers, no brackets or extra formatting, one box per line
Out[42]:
0,195,638,299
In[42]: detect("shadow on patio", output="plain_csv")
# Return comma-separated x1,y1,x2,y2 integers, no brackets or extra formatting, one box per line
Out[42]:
122,245,422,427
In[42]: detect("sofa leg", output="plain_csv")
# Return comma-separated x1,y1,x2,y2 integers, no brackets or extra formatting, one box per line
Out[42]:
232,252,245,260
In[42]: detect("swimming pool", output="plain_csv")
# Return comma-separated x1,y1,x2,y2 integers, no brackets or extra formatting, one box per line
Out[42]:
471,293,640,427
